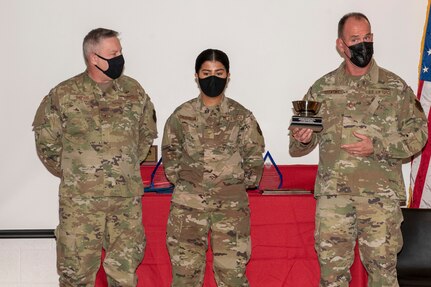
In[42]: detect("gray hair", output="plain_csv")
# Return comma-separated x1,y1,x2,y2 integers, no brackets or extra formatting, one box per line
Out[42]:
82,28,119,64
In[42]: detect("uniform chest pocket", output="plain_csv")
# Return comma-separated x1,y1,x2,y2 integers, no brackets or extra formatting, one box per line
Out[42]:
366,93,398,134
219,125,240,152
320,96,344,132
207,117,240,152
62,101,96,137
102,96,142,133
179,116,200,153
120,95,142,121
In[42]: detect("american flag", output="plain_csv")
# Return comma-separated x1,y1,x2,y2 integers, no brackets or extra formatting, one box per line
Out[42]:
409,0,431,208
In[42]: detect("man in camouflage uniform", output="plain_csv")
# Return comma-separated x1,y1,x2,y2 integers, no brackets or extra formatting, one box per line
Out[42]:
290,13,428,287
162,49,265,287
32,28,157,286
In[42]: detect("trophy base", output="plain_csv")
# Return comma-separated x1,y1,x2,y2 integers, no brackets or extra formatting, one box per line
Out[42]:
289,116,323,132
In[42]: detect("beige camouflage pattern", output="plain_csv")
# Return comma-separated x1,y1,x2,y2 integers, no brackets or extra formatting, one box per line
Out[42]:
290,60,428,201
315,195,403,287
33,72,157,285
33,72,157,197
166,203,251,287
56,196,145,287
162,95,264,286
289,60,428,287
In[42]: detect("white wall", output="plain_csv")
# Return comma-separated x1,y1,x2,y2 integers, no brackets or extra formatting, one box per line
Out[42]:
0,0,427,229
0,239,57,287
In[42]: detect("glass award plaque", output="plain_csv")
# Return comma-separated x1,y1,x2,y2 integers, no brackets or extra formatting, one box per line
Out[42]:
258,151,312,195
258,151,283,191
144,158,174,194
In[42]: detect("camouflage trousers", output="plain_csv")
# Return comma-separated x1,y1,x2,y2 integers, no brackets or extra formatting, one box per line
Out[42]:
56,196,145,287
315,195,403,287
166,203,251,287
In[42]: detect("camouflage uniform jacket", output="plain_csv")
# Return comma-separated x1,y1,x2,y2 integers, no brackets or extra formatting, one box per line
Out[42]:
162,95,265,209
33,72,157,198
290,60,428,201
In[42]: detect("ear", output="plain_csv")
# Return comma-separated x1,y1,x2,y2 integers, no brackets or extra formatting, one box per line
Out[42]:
88,53,99,66
225,77,231,89
336,38,343,53
194,73,200,87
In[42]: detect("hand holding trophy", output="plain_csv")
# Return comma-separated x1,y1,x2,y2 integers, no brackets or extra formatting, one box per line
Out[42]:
289,100,323,132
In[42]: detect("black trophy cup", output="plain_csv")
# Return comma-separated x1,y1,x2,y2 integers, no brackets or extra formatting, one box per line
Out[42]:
289,100,323,132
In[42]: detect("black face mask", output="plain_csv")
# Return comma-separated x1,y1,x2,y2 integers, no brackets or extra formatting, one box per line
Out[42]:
198,76,227,97
95,54,125,79
345,41,374,68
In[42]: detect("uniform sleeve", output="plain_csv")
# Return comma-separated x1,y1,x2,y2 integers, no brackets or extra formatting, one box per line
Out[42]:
239,113,265,189
373,86,428,159
32,93,63,177
289,86,319,157
138,92,158,163
161,114,184,185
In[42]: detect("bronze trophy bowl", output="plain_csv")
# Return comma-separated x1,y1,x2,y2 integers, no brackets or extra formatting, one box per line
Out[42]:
290,100,323,132
292,100,322,116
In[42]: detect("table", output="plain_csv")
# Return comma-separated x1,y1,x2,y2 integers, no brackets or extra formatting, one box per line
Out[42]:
94,193,368,286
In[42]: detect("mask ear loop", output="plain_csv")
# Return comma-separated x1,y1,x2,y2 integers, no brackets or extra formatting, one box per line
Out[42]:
339,38,352,60
195,77,201,89
95,54,109,61
225,77,230,89
94,54,110,73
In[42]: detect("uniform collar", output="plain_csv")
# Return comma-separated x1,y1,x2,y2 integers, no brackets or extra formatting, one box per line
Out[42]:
196,94,229,114
335,59,379,85
83,71,122,94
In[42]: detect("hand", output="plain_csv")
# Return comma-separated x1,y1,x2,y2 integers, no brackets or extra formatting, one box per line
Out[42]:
291,128,313,144
341,131,374,157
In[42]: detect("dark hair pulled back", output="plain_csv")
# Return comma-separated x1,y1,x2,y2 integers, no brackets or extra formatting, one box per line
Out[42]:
195,49,230,73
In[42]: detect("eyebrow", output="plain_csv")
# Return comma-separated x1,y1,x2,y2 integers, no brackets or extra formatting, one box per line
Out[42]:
201,68,226,72
351,32,372,38
107,48,122,53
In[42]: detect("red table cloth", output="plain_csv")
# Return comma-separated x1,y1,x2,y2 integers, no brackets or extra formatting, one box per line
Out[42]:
94,165,368,286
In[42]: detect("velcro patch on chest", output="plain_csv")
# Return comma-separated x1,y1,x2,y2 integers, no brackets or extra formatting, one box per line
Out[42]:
367,89,391,95
178,115,197,121
321,90,345,94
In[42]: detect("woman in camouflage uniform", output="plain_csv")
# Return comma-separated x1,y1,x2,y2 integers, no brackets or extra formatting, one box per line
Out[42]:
162,49,265,287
